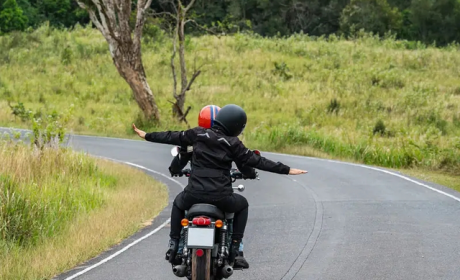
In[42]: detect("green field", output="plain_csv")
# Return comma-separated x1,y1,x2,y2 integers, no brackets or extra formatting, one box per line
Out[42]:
1,24,459,176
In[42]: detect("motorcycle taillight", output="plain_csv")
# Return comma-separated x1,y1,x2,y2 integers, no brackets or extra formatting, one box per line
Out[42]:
192,217,211,226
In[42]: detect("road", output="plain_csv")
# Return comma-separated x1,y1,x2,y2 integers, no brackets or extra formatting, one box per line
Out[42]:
3,129,460,279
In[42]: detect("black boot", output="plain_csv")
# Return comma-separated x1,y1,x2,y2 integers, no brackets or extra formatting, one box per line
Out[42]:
228,240,241,265
165,238,179,264
234,251,249,269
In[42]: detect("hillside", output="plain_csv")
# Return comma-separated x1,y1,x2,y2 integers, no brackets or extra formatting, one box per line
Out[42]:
0,24,459,175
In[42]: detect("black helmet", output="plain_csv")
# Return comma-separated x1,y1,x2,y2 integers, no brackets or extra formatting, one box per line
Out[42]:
214,104,247,137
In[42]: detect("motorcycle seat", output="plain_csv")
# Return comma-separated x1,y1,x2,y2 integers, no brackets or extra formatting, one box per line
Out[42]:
187,204,225,219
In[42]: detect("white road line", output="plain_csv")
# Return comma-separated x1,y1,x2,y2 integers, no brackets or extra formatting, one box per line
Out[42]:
264,151,460,202
63,157,185,280
64,219,171,280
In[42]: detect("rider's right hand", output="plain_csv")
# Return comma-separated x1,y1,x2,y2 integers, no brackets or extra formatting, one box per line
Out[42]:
289,168,308,175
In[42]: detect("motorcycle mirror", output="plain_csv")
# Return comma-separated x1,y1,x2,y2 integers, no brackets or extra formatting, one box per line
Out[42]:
171,146,179,157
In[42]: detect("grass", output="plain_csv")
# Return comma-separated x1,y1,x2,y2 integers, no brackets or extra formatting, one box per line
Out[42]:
0,141,168,280
401,169,460,193
0,23,459,187
278,144,460,193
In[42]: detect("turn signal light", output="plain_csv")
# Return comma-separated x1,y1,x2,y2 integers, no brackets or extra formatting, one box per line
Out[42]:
215,220,223,228
181,219,189,227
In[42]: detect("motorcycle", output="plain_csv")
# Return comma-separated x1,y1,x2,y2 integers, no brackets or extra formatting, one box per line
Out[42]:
169,146,259,280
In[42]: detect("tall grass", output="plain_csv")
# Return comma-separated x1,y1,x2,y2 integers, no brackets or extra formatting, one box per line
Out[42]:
0,141,168,280
0,24,459,174
0,142,109,248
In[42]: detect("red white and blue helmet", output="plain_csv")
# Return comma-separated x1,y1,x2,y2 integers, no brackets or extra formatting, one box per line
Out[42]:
198,105,221,129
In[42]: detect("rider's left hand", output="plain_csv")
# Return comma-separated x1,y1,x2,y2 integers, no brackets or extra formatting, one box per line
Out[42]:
132,123,146,139
243,171,258,180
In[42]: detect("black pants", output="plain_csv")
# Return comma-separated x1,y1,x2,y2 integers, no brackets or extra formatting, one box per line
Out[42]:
170,191,249,241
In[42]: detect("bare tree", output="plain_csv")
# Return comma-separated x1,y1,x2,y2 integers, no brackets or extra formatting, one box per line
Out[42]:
76,0,161,121
157,0,202,125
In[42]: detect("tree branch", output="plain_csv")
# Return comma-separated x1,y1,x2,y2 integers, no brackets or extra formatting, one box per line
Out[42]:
133,0,148,55
168,100,191,128
171,25,178,98
180,106,191,122
100,0,118,34
114,0,130,34
144,0,155,11
151,11,176,19
180,70,201,95
184,0,197,13
92,0,112,36
185,18,217,34
76,1,107,38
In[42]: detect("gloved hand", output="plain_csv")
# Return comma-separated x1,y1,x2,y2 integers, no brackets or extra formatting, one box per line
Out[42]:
242,169,258,180
181,168,192,177
169,167,184,177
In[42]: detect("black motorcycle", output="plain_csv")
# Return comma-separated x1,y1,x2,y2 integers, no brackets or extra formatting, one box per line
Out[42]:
169,147,259,280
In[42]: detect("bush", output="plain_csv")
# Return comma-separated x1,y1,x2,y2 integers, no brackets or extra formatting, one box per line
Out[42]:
327,98,341,114
272,61,293,80
0,0,28,33
8,102,73,149
373,119,386,135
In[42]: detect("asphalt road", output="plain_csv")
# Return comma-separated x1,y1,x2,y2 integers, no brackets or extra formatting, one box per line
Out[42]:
2,129,460,280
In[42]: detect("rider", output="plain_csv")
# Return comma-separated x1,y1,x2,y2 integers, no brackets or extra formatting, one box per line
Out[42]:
168,104,255,269
132,104,307,267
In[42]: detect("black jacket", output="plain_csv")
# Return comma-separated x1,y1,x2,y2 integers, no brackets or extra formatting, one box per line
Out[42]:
145,125,290,199
169,146,258,179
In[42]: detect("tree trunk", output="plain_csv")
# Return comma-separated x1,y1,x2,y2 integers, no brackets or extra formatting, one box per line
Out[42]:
75,0,161,122
170,0,198,119
120,63,161,121
111,42,161,121
173,93,186,117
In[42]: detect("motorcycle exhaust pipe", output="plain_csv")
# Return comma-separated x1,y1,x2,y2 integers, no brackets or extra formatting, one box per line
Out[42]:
172,265,187,278
221,265,234,278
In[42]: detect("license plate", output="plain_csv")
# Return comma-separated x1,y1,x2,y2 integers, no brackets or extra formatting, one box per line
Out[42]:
187,227,215,249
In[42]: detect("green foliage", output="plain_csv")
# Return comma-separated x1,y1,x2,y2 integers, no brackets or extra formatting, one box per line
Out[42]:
373,119,386,135
327,98,341,114
61,45,73,65
0,0,459,46
8,101,73,149
9,102,32,121
340,0,402,37
272,62,293,80
0,0,27,32
406,0,460,46
38,0,71,27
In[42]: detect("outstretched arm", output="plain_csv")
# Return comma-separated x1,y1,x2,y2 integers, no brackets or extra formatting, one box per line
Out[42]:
232,140,307,175
132,124,196,146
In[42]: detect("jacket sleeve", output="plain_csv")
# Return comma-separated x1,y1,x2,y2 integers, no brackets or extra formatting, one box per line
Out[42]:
144,128,197,146
232,140,290,175
168,150,192,174
235,162,257,179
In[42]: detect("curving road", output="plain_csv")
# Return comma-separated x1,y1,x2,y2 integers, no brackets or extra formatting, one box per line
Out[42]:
4,129,460,280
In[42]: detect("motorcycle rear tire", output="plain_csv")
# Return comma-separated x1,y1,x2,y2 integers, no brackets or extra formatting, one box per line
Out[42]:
192,249,212,280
